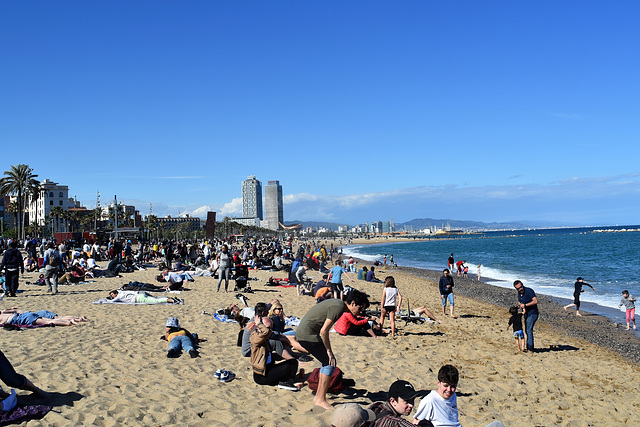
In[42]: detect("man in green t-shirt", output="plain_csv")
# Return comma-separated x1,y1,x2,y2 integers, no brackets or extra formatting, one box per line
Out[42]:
297,289,370,410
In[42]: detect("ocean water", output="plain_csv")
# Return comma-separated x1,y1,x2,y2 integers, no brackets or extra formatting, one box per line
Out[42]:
342,226,640,316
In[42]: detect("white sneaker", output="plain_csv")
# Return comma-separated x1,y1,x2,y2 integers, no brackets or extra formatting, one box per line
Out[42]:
278,380,300,391
220,371,235,383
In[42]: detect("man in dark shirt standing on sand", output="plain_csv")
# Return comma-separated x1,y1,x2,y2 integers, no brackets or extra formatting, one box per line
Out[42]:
0,241,24,297
296,290,370,410
514,280,538,352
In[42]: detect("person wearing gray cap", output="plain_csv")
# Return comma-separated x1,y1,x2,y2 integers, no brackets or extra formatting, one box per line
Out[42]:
331,403,376,427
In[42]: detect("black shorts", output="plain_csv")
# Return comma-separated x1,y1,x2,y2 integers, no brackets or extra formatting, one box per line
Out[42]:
383,305,396,312
298,340,330,367
331,282,344,293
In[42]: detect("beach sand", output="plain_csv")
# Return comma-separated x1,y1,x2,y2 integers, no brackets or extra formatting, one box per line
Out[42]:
4,252,640,426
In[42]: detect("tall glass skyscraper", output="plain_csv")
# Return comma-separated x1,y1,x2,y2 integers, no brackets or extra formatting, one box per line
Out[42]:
264,180,283,230
242,175,263,220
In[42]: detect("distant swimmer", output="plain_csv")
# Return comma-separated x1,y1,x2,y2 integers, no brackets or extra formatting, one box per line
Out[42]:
563,277,595,316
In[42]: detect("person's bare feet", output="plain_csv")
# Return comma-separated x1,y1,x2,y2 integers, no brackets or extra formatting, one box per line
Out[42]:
564,306,568,311
313,398,333,410
576,312,582,316
625,327,630,331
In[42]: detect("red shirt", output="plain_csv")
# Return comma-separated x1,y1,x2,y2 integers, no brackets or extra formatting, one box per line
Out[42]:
334,311,369,335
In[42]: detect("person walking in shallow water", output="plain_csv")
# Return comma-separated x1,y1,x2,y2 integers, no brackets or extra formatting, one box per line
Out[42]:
564,277,595,316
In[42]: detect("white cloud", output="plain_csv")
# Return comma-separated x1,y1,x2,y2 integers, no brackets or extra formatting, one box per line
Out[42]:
185,205,213,217
219,198,243,216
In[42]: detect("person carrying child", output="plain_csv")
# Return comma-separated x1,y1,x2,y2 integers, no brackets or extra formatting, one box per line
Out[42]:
380,276,401,338
162,317,199,358
619,290,636,331
506,306,525,352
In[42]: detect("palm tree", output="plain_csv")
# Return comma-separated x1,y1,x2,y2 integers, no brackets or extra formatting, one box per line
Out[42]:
50,206,65,234
146,214,158,240
93,207,103,230
108,204,125,226
80,214,92,232
60,209,71,233
6,201,19,234
68,211,81,232
0,164,40,240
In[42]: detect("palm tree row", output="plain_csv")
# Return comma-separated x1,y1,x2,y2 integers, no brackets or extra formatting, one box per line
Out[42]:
0,164,40,240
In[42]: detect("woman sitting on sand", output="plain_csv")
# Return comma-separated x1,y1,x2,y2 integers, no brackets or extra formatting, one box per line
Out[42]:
107,289,182,304
250,317,303,391
24,256,38,273
0,308,89,327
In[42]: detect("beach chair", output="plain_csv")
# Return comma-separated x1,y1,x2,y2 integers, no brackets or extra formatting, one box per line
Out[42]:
398,299,425,325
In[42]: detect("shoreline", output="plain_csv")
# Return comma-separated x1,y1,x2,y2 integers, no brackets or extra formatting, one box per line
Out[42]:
342,237,640,363
361,261,640,364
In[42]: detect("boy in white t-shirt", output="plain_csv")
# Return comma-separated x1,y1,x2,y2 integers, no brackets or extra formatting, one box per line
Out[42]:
412,365,503,427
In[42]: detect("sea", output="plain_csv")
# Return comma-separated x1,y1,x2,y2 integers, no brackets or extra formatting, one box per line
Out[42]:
342,226,640,324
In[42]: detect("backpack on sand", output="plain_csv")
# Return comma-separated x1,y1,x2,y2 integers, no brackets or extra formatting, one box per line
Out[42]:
307,367,352,394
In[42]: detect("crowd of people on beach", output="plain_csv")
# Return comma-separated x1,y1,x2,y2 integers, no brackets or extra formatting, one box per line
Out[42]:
0,234,637,425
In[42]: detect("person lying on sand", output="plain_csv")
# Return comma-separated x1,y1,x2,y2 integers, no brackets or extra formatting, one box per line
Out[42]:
108,289,182,304
162,317,199,359
0,308,89,327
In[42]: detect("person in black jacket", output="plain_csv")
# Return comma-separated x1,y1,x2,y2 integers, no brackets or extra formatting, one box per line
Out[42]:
438,269,456,318
0,241,24,297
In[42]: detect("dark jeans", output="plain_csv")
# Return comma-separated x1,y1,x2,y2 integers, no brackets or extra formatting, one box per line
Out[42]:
253,359,298,386
5,269,19,296
524,311,538,351
0,350,27,389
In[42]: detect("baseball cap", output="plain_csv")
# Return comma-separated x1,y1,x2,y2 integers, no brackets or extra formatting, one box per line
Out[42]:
388,380,420,401
331,403,375,427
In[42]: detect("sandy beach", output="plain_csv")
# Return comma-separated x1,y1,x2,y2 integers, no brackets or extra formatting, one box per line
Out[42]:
3,248,640,426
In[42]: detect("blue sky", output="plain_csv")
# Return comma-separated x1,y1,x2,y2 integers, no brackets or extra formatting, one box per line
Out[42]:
2,1,639,226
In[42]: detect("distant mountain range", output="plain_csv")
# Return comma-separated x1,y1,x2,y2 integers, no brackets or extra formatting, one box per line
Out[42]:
285,218,578,231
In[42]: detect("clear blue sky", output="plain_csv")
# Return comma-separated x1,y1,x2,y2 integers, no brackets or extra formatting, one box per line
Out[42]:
2,1,639,226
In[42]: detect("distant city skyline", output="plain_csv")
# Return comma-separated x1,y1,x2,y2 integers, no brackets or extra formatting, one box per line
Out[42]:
2,2,639,226
241,175,263,220
264,180,283,231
